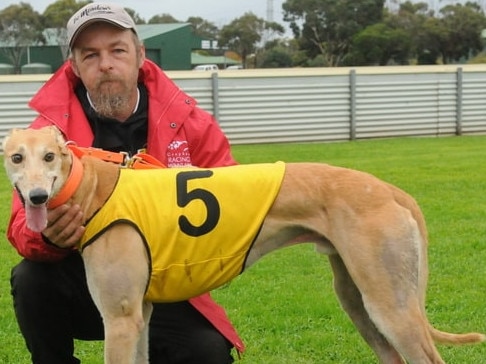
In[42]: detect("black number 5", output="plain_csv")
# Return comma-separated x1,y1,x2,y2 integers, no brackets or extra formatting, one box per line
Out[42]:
176,170,220,236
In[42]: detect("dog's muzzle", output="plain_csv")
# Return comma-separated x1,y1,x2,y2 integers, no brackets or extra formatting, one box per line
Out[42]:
28,188,49,205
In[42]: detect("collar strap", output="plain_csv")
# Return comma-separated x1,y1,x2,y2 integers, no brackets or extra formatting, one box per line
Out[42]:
48,150,84,209
67,144,127,165
128,152,166,169
67,144,166,169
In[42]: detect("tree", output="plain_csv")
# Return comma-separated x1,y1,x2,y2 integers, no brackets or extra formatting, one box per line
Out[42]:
148,14,181,24
186,16,219,39
0,2,44,73
438,3,486,63
416,16,447,64
43,0,91,60
124,8,145,24
347,2,430,66
260,46,293,68
219,12,284,68
348,22,411,65
283,0,385,66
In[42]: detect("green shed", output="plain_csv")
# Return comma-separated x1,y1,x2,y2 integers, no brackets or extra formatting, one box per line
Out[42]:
137,24,193,70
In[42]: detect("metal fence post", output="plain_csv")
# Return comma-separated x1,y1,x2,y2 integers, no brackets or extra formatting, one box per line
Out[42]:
211,72,220,121
456,67,463,136
349,69,357,140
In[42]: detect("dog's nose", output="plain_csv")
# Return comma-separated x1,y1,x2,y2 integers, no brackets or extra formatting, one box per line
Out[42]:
29,188,49,205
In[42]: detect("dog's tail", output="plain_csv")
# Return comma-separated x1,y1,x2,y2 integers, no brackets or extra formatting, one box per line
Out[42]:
430,325,486,345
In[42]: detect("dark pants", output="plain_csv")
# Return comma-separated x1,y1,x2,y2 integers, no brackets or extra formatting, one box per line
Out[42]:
10,253,234,364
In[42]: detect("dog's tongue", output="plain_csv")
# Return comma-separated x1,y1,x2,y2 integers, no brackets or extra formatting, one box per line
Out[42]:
25,204,48,232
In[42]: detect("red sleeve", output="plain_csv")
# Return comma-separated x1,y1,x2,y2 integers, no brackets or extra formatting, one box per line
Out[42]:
7,192,72,262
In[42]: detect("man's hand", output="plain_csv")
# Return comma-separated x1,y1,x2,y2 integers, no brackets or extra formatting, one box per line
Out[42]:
42,204,85,248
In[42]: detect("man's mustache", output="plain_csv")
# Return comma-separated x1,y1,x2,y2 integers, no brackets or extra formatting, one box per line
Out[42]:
96,76,122,88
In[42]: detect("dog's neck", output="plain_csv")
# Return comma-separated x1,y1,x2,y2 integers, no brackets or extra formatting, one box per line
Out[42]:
48,151,83,209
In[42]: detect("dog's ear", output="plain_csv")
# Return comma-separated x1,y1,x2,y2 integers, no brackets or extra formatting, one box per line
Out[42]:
4,127,21,139
41,125,62,137
2,133,10,153
39,126,69,155
6,128,20,135
2,128,20,152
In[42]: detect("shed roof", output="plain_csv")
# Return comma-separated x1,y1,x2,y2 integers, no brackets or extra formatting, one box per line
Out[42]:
136,23,190,40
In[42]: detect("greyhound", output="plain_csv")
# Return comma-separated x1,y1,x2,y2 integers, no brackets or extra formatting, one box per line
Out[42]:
3,126,484,364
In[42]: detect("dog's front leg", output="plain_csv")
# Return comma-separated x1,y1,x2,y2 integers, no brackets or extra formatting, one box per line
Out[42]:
83,226,151,364
135,302,153,364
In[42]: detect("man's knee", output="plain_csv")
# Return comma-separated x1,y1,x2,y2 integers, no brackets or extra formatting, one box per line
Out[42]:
11,259,54,296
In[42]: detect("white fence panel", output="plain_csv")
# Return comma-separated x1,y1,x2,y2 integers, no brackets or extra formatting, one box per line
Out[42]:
0,65,485,148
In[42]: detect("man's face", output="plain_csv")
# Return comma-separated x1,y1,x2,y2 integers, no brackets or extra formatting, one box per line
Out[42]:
70,22,145,120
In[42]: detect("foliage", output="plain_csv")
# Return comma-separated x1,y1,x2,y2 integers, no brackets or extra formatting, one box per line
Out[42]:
43,0,91,60
282,0,486,67
148,14,180,24
219,12,284,68
186,16,219,40
260,47,293,68
43,0,90,28
0,2,44,73
123,8,146,24
347,22,411,66
414,14,446,64
283,0,385,66
467,51,486,64
437,3,486,64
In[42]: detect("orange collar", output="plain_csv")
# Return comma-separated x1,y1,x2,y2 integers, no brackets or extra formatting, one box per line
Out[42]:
47,151,84,209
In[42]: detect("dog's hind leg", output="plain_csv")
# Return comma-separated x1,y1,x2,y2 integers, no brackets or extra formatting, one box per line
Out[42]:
360,291,444,364
336,229,445,363
328,254,405,364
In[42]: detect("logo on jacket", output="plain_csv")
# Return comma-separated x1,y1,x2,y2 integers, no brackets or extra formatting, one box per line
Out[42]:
167,140,192,167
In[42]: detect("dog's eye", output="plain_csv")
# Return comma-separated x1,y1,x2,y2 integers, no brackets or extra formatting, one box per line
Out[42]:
11,154,23,164
44,152,55,162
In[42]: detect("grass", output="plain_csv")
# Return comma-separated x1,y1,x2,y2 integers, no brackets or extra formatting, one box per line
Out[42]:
1,135,486,363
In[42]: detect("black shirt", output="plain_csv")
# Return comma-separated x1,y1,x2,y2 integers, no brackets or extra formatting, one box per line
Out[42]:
75,83,149,156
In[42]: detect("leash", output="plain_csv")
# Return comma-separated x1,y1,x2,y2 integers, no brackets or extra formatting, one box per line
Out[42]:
48,144,166,208
67,144,166,169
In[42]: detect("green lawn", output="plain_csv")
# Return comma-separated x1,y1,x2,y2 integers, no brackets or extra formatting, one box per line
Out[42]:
1,135,486,363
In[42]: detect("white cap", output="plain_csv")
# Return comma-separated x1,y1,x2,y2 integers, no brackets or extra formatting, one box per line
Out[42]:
67,2,137,48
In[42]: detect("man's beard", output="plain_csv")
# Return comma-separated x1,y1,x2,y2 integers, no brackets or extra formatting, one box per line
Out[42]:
90,77,132,119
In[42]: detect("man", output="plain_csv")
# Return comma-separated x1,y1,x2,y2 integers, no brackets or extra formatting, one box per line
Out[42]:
7,3,244,363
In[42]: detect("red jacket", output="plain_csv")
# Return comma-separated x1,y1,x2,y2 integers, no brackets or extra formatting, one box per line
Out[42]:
6,59,244,353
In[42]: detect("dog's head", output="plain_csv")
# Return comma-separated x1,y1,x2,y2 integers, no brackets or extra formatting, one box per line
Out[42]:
3,126,72,232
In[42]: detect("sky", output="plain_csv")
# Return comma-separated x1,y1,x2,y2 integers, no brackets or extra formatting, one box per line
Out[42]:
0,0,289,29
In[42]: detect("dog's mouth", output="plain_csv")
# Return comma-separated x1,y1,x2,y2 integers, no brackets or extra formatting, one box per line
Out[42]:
24,203,48,233
15,179,56,233
14,185,25,206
